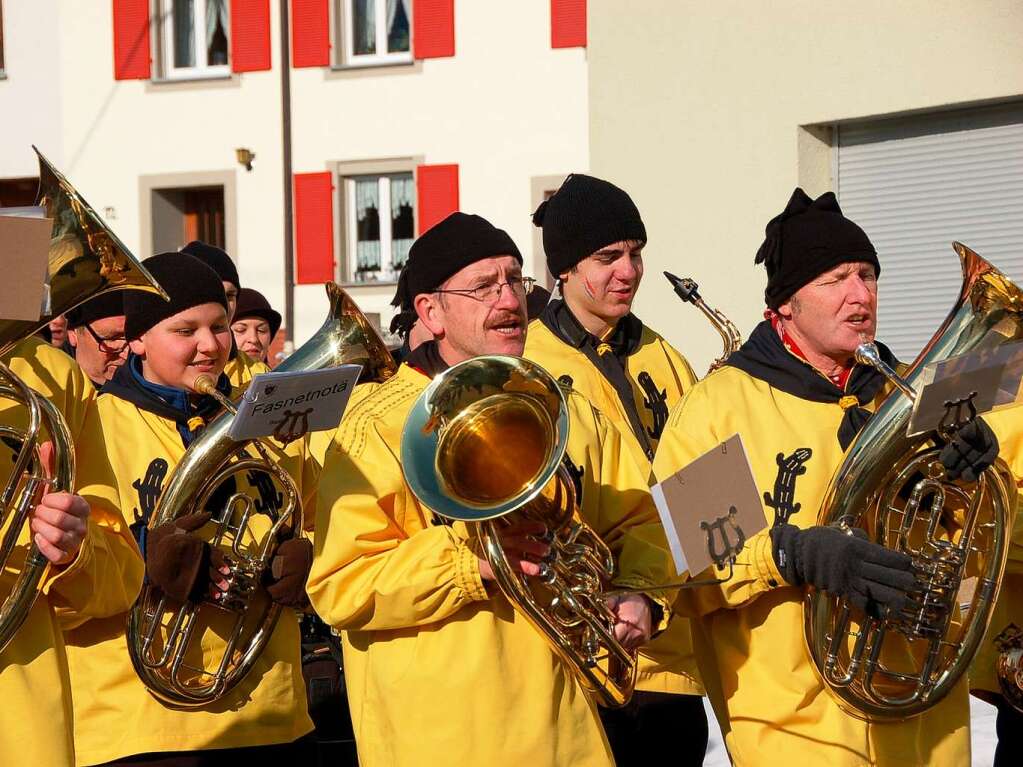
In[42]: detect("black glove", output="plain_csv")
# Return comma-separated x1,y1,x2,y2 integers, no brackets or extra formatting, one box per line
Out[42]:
146,511,223,603
770,523,916,618
266,537,313,608
939,418,999,482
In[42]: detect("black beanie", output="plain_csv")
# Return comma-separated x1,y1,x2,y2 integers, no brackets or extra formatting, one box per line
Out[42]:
124,253,228,340
389,212,522,337
532,173,647,277
66,291,124,329
234,287,282,338
180,241,240,291
756,188,880,309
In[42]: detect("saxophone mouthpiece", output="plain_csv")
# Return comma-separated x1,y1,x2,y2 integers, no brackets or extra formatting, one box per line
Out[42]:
192,374,217,395
664,271,699,303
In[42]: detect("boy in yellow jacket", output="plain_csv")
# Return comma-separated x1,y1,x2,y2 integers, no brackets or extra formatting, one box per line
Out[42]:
0,334,144,767
653,188,992,765
309,212,675,767
524,174,705,764
65,253,316,765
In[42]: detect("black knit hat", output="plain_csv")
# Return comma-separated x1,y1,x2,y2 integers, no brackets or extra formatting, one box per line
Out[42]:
124,253,228,340
756,188,880,310
66,292,124,329
389,212,522,337
180,241,240,291
532,173,647,277
234,287,282,338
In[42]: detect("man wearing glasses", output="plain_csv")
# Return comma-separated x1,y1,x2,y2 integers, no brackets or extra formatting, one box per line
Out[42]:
309,212,674,767
65,293,129,388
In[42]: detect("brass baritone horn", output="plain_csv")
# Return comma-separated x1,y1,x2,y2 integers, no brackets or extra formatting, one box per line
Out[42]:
0,148,166,653
127,283,396,706
401,355,637,708
805,243,1019,720
664,272,742,373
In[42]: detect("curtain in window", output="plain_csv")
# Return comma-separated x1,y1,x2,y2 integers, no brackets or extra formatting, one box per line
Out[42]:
355,179,381,273
390,174,414,269
353,0,376,55
386,0,411,52
173,0,196,68
206,0,229,65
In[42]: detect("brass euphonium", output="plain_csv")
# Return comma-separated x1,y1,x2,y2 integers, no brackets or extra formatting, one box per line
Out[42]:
0,148,166,653
664,271,742,372
997,643,1023,713
401,355,637,708
805,242,1021,720
127,283,396,705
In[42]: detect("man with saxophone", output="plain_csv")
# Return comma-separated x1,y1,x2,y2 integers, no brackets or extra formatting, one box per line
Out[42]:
652,188,999,765
523,173,707,765
0,331,145,767
64,253,317,765
308,211,675,767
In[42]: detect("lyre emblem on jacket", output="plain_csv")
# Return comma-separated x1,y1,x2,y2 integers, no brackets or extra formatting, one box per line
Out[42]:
271,408,313,444
563,457,585,507
763,448,813,527
638,372,669,440
247,469,283,518
130,458,169,543
701,506,746,569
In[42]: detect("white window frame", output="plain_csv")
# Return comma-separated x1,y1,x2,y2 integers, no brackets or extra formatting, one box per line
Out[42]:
341,171,416,285
158,0,231,81
338,0,412,68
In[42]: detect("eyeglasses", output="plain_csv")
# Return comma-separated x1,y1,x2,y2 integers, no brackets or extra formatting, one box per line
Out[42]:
82,323,128,354
433,276,536,306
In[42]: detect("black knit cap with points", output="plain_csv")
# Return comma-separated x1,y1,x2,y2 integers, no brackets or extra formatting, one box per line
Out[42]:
66,291,124,329
180,240,240,291
532,173,647,277
756,188,880,309
124,253,228,340
389,212,522,337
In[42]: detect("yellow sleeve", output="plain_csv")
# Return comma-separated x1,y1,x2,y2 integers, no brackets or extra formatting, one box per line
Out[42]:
651,386,784,618
307,421,489,633
45,387,144,628
662,339,699,389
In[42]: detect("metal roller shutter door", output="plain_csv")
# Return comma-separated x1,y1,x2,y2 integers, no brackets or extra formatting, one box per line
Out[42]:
836,103,1023,362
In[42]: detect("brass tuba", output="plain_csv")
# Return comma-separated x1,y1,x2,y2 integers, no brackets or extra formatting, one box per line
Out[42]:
126,283,396,705
664,271,742,372
401,355,637,708
0,148,166,653
997,643,1023,713
804,242,1020,720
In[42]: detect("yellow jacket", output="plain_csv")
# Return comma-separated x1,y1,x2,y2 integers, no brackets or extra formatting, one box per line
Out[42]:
524,308,703,695
0,337,143,767
65,363,315,765
224,348,270,388
308,362,675,767
653,361,970,766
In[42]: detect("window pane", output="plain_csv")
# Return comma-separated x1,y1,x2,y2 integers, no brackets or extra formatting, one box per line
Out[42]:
173,0,196,68
353,0,376,56
355,178,381,276
386,0,410,53
206,0,229,66
390,173,414,269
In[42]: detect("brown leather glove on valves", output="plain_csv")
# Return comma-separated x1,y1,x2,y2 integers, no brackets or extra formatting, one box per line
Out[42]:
146,511,223,603
266,537,313,608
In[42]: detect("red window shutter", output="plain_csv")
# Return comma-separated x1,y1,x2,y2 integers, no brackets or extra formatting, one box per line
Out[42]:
112,0,151,80
291,0,330,68
231,0,272,72
416,164,459,235
413,0,455,59
551,0,586,49
294,172,336,284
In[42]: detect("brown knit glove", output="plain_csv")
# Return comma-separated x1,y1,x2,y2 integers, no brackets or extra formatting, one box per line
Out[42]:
265,538,313,609
146,511,223,603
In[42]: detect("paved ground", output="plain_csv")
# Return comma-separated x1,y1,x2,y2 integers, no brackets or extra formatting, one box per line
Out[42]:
700,695,999,766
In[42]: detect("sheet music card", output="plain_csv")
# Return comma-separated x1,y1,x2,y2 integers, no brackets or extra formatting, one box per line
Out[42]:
651,433,768,576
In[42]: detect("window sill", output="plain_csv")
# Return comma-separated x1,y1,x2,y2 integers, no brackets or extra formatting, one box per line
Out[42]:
328,59,421,77
149,72,235,85
338,280,399,289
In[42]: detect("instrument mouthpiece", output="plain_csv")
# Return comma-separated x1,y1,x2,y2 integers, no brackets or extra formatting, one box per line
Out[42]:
664,272,699,303
192,374,217,395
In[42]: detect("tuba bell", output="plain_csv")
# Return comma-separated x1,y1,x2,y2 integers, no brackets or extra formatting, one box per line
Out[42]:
401,355,637,708
0,148,166,653
126,283,396,706
804,242,1021,720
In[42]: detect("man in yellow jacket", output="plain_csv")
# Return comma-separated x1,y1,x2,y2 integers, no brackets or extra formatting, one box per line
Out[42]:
523,173,705,764
653,188,993,765
309,212,675,767
0,333,144,767
64,253,316,765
